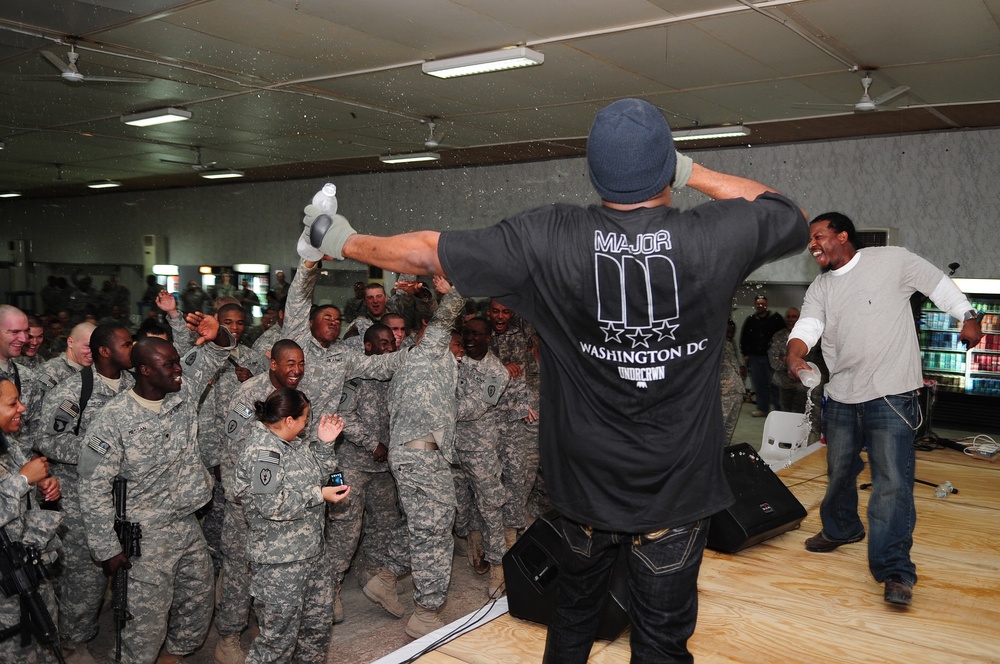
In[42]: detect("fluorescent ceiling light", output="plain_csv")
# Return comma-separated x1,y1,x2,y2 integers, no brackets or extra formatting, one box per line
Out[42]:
233,263,269,274
152,264,179,276
199,266,213,274
200,169,244,180
86,180,122,189
121,107,192,127
953,278,1000,296
0,191,22,198
672,126,751,142
379,152,440,164
422,46,544,79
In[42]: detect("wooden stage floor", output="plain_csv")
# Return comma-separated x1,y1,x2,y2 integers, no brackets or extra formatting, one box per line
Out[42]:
408,445,1000,663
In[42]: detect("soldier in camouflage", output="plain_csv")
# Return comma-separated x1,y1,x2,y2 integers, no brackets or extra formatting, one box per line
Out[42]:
719,319,746,444
1,381,63,663
382,278,465,638
329,324,409,619
0,305,50,447
12,315,46,370
198,302,256,469
0,378,62,664
231,389,350,664
281,255,407,621
194,302,257,588
486,300,542,544
213,339,304,664
453,317,510,596
77,312,234,664
37,323,134,663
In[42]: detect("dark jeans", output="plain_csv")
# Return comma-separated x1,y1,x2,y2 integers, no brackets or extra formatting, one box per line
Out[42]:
748,354,776,412
542,516,709,663
821,392,919,584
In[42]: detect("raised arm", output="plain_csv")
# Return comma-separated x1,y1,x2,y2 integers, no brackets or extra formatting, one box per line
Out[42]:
341,231,443,277
685,163,779,201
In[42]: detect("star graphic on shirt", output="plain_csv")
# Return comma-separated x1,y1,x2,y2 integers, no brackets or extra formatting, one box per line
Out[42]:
626,327,652,349
653,320,680,341
601,322,625,343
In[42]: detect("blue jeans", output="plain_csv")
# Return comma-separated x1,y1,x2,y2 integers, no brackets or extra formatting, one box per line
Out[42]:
747,355,776,412
542,517,708,663
821,392,919,585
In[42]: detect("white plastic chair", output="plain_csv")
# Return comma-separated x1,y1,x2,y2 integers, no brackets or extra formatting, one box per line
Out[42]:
759,411,822,471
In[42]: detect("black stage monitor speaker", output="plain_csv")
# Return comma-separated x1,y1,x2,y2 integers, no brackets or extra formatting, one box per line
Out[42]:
707,443,808,554
503,511,630,641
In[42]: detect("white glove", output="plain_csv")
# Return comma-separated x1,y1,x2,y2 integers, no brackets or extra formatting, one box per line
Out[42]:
673,151,693,189
301,210,357,261
296,227,325,262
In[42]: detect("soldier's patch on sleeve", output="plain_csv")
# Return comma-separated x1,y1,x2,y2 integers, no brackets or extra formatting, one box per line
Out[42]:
225,402,254,439
339,380,357,409
251,449,281,494
482,374,504,406
78,435,112,478
87,436,112,457
183,348,199,366
47,399,80,435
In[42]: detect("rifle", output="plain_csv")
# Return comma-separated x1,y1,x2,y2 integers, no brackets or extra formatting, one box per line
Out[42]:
112,476,142,664
0,524,66,664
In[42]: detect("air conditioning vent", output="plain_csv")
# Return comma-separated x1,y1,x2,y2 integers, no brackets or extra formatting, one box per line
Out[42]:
857,227,898,247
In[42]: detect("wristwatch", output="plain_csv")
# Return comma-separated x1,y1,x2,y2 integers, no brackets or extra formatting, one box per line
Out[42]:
962,309,984,324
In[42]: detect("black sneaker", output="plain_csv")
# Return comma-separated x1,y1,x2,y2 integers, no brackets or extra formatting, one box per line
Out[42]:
804,530,865,553
884,576,913,606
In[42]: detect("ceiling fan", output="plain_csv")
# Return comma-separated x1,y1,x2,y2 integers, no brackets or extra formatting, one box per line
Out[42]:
25,45,151,84
158,147,217,171
423,119,446,148
796,71,909,112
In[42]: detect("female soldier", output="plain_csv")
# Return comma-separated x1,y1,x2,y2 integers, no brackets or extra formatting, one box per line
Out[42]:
232,388,350,663
0,378,61,663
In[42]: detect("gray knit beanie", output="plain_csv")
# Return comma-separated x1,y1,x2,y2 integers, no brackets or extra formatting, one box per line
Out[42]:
587,98,676,204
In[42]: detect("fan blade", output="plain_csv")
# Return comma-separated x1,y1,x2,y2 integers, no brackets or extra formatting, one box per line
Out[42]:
872,86,909,107
82,75,152,83
16,75,70,82
159,156,196,166
791,102,856,110
41,50,70,73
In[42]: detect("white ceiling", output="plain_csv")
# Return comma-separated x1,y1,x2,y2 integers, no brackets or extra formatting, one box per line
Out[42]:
1,0,999,198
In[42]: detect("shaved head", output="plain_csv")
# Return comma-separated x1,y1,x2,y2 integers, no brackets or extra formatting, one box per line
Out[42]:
67,321,96,366
131,337,173,369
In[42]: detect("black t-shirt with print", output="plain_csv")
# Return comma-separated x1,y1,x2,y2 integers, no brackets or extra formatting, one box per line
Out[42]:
439,193,806,532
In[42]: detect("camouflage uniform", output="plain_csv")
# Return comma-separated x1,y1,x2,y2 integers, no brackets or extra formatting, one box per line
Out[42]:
386,287,438,333
197,344,256,570
453,350,509,563
36,367,134,644
280,260,405,444
36,355,82,392
387,289,464,611
327,377,409,586
214,373,278,639
489,317,542,529
13,353,44,370
197,344,256,469
77,339,232,664
0,360,48,450
232,422,336,664
0,434,63,664
719,336,746,445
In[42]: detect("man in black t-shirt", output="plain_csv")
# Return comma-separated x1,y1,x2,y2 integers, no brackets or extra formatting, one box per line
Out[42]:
739,294,786,416
299,98,807,661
